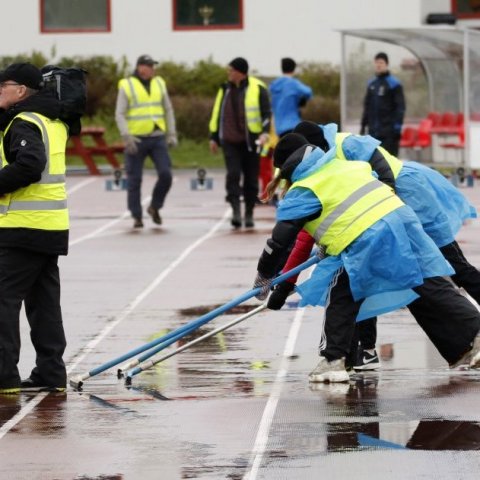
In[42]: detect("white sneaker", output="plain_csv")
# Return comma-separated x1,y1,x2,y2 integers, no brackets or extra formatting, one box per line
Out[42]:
308,357,350,383
450,334,480,369
469,334,480,369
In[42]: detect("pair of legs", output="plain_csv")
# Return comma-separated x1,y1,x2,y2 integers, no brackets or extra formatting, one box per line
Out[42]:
376,133,400,157
0,248,67,389
351,239,480,369
222,141,260,228
311,267,480,382
125,135,172,222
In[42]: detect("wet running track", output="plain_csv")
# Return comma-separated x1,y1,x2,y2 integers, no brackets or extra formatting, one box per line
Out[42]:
1,170,480,479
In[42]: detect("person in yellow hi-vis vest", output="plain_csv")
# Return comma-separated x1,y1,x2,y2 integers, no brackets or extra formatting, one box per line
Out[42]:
115,55,178,229
0,63,69,394
209,57,271,229
253,133,480,383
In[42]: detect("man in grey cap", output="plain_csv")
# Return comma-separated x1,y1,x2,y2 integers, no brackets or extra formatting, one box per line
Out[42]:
115,54,177,228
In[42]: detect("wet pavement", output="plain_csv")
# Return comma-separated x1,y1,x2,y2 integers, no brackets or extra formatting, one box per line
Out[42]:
1,170,480,479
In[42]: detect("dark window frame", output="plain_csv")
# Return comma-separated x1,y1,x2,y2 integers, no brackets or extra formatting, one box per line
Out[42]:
40,0,111,33
451,0,480,19
172,0,244,31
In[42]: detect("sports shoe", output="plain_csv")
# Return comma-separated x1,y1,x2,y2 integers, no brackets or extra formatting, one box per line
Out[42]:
231,208,241,228
0,386,20,395
147,206,162,225
308,357,350,383
450,334,480,369
353,349,380,371
20,378,66,393
133,217,144,228
244,214,255,228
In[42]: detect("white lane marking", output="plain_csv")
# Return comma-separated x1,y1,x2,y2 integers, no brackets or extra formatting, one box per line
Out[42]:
69,196,152,246
67,177,97,195
69,210,131,246
66,207,230,374
243,307,306,480
0,207,229,440
0,393,48,440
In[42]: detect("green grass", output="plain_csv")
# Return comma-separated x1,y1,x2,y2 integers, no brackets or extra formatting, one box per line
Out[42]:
66,113,225,169
66,138,224,170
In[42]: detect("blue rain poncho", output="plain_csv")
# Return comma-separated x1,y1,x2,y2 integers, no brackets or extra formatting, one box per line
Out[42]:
322,123,477,248
276,146,455,320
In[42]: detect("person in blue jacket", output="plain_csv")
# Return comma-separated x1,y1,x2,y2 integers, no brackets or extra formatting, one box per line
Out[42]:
360,52,405,156
269,58,312,137
253,133,480,383
276,121,479,372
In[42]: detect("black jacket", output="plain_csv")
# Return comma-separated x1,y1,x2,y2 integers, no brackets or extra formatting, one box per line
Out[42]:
361,71,405,139
210,76,271,150
0,89,69,255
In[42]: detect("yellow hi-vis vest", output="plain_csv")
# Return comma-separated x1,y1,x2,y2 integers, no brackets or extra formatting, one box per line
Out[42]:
209,76,266,136
291,158,403,256
0,112,69,231
336,132,403,178
119,76,167,135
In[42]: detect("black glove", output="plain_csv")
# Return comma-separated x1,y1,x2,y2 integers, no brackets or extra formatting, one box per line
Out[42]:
267,282,295,310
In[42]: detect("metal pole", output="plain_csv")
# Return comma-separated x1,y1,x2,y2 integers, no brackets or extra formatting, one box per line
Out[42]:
124,304,269,384
69,254,321,390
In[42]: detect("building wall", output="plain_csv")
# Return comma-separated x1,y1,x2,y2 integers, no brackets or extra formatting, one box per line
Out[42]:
0,0,451,75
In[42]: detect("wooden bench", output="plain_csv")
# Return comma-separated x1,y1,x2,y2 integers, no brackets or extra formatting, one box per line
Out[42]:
67,126,124,175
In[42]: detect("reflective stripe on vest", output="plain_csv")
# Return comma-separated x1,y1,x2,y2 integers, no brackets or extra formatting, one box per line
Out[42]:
291,158,403,256
120,76,166,134
208,76,266,136
311,181,390,242
0,112,69,230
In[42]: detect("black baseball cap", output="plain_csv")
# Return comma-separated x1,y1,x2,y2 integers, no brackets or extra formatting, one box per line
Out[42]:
0,62,43,90
136,55,158,66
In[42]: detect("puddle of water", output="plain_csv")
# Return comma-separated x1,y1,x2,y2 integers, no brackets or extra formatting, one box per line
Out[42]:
326,419,480,451
178,304,258,316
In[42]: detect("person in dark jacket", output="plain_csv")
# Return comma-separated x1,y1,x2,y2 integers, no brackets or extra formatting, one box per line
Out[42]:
360,52,405,156
0,63,69,394
209,57,271,228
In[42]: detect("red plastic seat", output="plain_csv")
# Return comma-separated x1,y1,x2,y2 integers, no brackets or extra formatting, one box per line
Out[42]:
400,127,417,148
440,129,465,150
455,112,464,127
427,111,441,127
440,111,456,128
414,118,433,149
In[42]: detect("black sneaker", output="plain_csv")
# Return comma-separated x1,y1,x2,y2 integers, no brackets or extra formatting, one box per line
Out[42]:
231,210,241,228
133,217,144,228
244,214,255,228
20,378,66,393
353,349,380,371
147,206,162,225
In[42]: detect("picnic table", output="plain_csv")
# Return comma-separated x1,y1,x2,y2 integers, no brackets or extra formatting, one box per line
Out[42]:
66,126,124,175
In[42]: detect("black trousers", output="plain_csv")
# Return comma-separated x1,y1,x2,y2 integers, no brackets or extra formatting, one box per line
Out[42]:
440,240,480,304
355,239,480,355
222,141,260,208
0,248,67,388
376,134,400,157
322,268,480,366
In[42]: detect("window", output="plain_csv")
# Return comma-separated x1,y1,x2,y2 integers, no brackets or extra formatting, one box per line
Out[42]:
452,0,480,19
40,0,111,33
173,0,243,30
